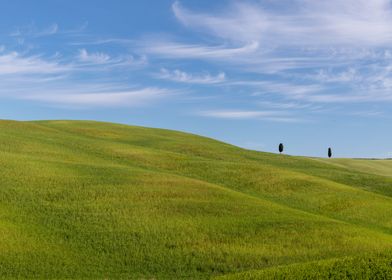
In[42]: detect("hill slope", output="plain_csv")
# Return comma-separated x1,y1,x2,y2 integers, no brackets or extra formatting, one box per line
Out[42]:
0,120,391,279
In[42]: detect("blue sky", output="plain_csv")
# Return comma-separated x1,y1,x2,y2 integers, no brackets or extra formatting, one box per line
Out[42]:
1,0,392,158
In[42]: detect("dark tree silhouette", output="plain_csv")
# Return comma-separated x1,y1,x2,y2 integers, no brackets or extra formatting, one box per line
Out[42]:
279,143,284,154
328,147,332,158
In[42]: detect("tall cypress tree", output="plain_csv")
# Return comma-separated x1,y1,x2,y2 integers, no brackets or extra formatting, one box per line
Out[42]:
279,143,284,154
328,147,332,158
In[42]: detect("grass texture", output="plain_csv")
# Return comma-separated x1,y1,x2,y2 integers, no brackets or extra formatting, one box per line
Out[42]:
0,120,391,279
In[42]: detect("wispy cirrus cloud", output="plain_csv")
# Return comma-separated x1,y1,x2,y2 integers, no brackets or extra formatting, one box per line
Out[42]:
62,1,392,107
0,50,169,108
257,100,319,110
11,23,59,38
77,48,147,69
78,49,111,64
3,1,392,118
144,39,259,60
10,22,89,39
23,87,172,107
157,68,225,84
199,110,280,119
172,0,392,47
141,1,392,105
0,51,70,75
198,109,299,122
232,80,324,97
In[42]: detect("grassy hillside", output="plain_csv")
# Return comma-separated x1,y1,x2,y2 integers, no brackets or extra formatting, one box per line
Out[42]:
320,158,392,177
0,120,391,279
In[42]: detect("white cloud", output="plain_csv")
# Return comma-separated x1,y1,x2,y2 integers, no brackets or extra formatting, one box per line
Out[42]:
63,22,89,35
172,0,392,47
229,80,324,99
70,38,133,46
0,50,170,108
78,49,111,64
23,87,172,107
199,110,276,119
144,40,259,60
138,1,392,104
198,109,297,122
257,100,317,110
157,68,225,84
144,1,392,75
0,52,70,75
4,0,392,114
310,68,359,83
11,23,59,38
77,48,147,68
38,23,59,36
172,1,267,44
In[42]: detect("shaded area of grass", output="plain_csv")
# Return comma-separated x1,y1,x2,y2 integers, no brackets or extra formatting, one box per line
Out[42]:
216,252,392,280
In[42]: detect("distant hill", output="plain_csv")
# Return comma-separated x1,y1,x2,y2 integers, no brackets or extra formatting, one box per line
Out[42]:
0,120,391,279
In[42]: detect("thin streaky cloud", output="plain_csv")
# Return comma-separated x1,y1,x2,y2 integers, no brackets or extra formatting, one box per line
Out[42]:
144,40,259,60
173,0,392,47
198,109,302,122
157,68,225,84
78,49,111,64
23,87,173,107
0,49,168,108
69,38,134,46
0,51,71,75
199,110,287,119
37,23,59,37
257,101,317,110
61,21,89,35
10,23,59,38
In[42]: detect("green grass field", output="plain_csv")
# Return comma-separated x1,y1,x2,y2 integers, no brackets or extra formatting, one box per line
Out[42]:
0,120,391,279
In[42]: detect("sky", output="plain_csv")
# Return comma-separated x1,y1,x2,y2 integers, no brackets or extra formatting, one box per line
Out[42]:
1,0,392,158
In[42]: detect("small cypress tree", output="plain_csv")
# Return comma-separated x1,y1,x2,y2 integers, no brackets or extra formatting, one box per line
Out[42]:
279,143,284,154
328,147,332,158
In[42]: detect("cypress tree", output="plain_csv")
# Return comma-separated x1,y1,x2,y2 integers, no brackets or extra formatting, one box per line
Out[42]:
279,143,284,154
328,147,332,158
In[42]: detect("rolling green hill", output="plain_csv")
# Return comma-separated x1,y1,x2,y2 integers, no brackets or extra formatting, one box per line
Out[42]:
0,120,391,279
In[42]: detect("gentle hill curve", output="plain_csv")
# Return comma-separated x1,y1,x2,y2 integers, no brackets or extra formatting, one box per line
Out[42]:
319,158,392,177
0,120,391,279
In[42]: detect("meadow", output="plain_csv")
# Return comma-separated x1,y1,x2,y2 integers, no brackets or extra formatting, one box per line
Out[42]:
0,120,391,279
